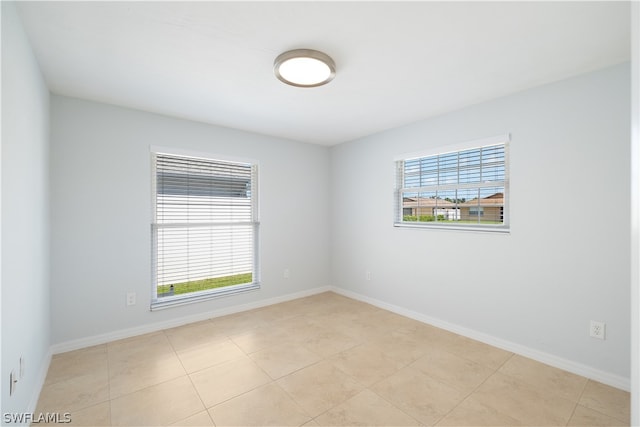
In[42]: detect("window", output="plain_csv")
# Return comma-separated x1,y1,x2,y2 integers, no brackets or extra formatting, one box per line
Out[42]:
394,135,509,232
151,151,259,309
469,207,484,217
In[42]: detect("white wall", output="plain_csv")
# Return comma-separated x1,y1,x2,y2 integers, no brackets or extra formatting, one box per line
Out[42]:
1,1,51,416
330,63,631,383
50,96,331,345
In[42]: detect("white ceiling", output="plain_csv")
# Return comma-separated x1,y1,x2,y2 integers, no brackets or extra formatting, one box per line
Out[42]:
15,1,630,146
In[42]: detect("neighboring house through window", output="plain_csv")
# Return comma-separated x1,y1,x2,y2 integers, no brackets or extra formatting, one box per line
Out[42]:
151,151,259,309
394,134,510,232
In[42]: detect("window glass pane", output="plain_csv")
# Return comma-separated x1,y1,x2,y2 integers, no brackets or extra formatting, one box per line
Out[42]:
459,148,481,183
438,152,458,184
459,167,481,183
479,186,504,199
481,164,505,182
435,189,460,222
459,148,481,167
153,154,258,304
457,188,479,205
481,145,505,182
482,145,504,164
156,225,253,297
438,152,458,168
395,140,507,230
403,159,421,187
439,167,458,185
401,192,419,221
420,156,438,186
478,187,504,224
458,188,480,223
415,191,437,222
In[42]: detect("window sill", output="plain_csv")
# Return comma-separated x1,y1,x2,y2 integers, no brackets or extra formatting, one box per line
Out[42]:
150,282,260,311
394,222,510,234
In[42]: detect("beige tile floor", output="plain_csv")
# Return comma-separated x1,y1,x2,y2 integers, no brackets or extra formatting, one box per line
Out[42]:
36,292,630,426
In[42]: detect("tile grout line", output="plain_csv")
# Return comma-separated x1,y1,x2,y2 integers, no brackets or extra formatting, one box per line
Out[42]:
432,352,517,425
579,379,631,425
270,380,316,426
277,353,371,423
564,378,591,426
365,386,424,426
163,328,212,426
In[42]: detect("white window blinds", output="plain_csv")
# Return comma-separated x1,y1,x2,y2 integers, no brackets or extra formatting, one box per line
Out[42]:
152,153,259,309
395,136,509,231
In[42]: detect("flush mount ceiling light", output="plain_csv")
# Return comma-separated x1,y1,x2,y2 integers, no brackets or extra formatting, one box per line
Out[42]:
274,49,336,88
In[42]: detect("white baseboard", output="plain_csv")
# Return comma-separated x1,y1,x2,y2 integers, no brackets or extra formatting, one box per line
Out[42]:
330,286,631,392
26,349,52,416
50,286,332,354
49,283,630,392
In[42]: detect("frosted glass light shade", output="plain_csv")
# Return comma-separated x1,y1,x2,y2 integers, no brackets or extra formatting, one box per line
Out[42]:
274,49,335,87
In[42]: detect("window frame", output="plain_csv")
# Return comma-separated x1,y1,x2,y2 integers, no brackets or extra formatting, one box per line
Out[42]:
394,134,510,233
150,148,260,310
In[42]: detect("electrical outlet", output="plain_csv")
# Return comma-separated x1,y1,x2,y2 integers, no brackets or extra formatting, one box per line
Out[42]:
126,292,136,306
284,268,290,279
590,320,606,340
365,271,372,281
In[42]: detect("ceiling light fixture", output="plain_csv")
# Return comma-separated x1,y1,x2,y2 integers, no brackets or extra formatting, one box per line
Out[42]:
274,49,336,88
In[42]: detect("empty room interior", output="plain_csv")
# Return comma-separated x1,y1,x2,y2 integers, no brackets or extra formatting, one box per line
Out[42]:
2,1,640,426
